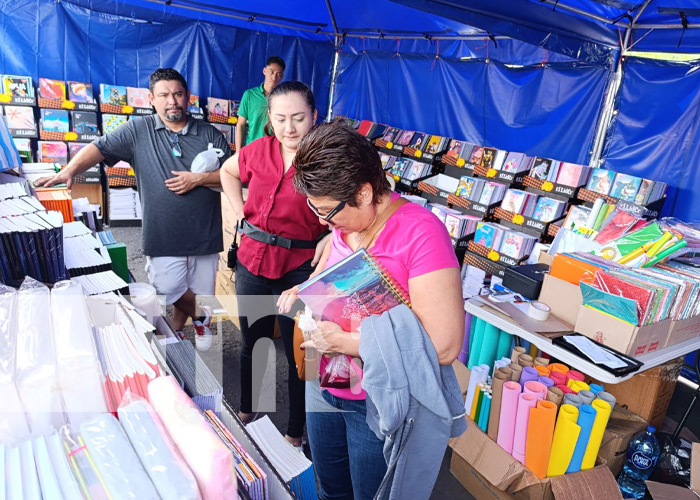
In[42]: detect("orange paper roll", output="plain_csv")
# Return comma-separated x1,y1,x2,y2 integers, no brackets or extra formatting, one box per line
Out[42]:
535,365,551,377
524,400,558,479
549,363,569,376
518,354,534,368
511,346,526,364
547,404,581,477
508,363,523,383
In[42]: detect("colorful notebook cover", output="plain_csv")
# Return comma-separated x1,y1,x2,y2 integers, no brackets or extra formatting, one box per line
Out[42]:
229,100,240,116
208,98,229,117
2,75,33,97
188,95,201,113
67,81,94,103
609,173,642,201
530,157,554,180
586,169,615,195
424,135,443,154
3,106,35,129
298,248,409,332
532,197,563,222
126,87,150,108
445,139,463,158
71,111,99,134
100,84,128,106
396,130,415,146
381,127,401,143
39,78,66,100
41,109,70,133
555,162,585,187
502,152,526,173
38,141,68,164
102,114,129,134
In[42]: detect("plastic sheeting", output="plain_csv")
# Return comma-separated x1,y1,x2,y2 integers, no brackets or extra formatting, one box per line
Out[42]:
333,51,608,164
0,0,334,118
603,58,700,223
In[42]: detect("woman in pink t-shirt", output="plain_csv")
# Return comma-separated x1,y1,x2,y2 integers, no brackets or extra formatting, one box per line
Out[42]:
278,120,464,500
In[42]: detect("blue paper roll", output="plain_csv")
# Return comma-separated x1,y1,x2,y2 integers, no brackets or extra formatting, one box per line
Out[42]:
496,330,513,361
468,313,476,353
479,395,492,432
589,384,604,395
477,322,500,370
468,318,486,369
566,404,597,473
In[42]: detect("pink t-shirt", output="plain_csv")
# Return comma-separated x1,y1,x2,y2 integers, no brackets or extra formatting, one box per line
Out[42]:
321,193,459,400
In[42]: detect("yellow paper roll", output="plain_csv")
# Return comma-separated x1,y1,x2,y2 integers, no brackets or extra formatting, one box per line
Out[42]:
529,344,539,358
581,399,612,469
570,380,590,393
546,404,581,477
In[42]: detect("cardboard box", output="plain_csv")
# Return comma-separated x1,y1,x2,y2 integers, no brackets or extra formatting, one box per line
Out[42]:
645,442,700,500
538,274,582,327
449,418,622,500
666,313,700,348
574,305,672,356
597,406,648,477
592,357,684,428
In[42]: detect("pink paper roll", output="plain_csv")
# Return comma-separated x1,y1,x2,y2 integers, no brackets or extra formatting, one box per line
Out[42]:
497,381,523,454
557,384,574,395
549,371,567,386
566,370,585,387
512,393,538,463
524,381,547,401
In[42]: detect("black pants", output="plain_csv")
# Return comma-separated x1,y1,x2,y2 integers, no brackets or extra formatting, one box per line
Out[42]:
235,259,312,439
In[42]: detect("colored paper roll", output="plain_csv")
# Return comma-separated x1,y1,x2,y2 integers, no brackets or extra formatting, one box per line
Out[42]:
566,370,584,387
472,384,485,421
535,365,551,377
524,381,547,401
477,322,501,370
520,366,539,386
581,399,612,469
570,380,590,393
596,392,616,409
529,344,539,358
469,313,477,353
563,393,583,407
497,381,522,453
538,376,554,388
464,364,489,415
589,383,604,395
498,366,513,380
458,313,473,364
488,371,509,441
479,394,492,432
508,363,523,383
556,384,574,395
511,346,526,365
546,386,564,407
512,393,538,463
549,371,567,386
525,400,558,479
496,330,513,362
519,354,534,368
468,318,486,369
548,363,569,376
547,404,581,477
534,357,550,367
578,390,595,405
566,404,597,473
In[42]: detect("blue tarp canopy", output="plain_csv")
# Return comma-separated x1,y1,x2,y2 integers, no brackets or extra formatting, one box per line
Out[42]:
1,0,699,220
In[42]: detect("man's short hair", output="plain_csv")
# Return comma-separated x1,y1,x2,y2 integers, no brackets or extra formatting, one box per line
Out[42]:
149,68,189,94
266,56,286,71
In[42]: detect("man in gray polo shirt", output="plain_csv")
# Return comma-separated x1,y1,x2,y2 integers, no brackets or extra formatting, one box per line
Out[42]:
35,68,232,346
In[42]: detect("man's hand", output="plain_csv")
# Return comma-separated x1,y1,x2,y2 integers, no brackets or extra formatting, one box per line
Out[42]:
33,170,74,189
165,170,202,195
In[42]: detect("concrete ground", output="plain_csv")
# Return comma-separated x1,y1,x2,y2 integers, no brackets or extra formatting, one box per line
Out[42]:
112,226,471,499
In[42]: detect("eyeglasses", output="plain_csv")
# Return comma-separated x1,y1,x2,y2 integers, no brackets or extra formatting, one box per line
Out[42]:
306,198,346,222
169,133,182,158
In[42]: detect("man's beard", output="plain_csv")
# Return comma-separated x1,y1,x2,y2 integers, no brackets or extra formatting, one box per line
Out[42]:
164,109,184,121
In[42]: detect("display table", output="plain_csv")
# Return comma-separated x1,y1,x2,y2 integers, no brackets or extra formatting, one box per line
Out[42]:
465,297,700,384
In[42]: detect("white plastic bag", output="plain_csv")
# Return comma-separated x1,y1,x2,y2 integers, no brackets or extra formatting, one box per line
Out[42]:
191,143,225,192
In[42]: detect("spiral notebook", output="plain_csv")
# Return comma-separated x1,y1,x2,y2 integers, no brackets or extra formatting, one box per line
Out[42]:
297,248,409,332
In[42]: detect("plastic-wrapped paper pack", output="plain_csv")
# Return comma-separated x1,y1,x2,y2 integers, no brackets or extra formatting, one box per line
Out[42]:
0,381,30,444
44,432,82,500
118,395,201,500
50,281,99,362
0,285,17,384
16,278,63,434
60,425,111,500
148,376,236,500
19,439,42,499
59,361,108,427
80,413,160,500
32,434,64,500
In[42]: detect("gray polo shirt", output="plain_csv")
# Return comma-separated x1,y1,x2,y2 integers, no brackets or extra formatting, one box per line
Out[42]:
93,114,232,257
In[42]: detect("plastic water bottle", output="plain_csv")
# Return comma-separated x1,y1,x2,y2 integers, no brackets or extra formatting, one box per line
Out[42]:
617,426,660,499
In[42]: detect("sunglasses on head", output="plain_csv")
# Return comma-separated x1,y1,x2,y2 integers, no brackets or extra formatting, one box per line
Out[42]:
169,132,182,158
306,198,346,222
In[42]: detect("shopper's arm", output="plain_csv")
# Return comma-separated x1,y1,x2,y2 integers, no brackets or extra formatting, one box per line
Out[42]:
33,144,105,189
165,169,221,194
220,153,245,222
235,116,247,149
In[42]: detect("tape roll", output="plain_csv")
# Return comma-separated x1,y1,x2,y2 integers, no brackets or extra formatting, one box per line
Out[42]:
527,301,551,321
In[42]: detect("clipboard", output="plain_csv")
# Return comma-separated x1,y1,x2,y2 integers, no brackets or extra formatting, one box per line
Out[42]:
552,333,644,376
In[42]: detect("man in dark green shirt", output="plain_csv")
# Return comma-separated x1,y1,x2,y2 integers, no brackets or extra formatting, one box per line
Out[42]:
236,56,285,147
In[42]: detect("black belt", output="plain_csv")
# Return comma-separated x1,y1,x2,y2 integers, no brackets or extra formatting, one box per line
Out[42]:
239,219,326,250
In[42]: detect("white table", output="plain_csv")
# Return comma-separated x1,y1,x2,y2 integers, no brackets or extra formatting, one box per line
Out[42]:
465,298,700,384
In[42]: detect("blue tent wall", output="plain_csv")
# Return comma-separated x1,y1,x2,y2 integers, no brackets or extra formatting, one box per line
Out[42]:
603,58,700,222
332,49,609,164
0,0,334,118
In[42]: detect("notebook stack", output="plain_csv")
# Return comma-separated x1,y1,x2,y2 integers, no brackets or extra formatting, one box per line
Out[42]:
109,187,142,221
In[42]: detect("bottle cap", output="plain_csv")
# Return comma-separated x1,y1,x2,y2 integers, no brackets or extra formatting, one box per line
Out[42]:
647,425,656,433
